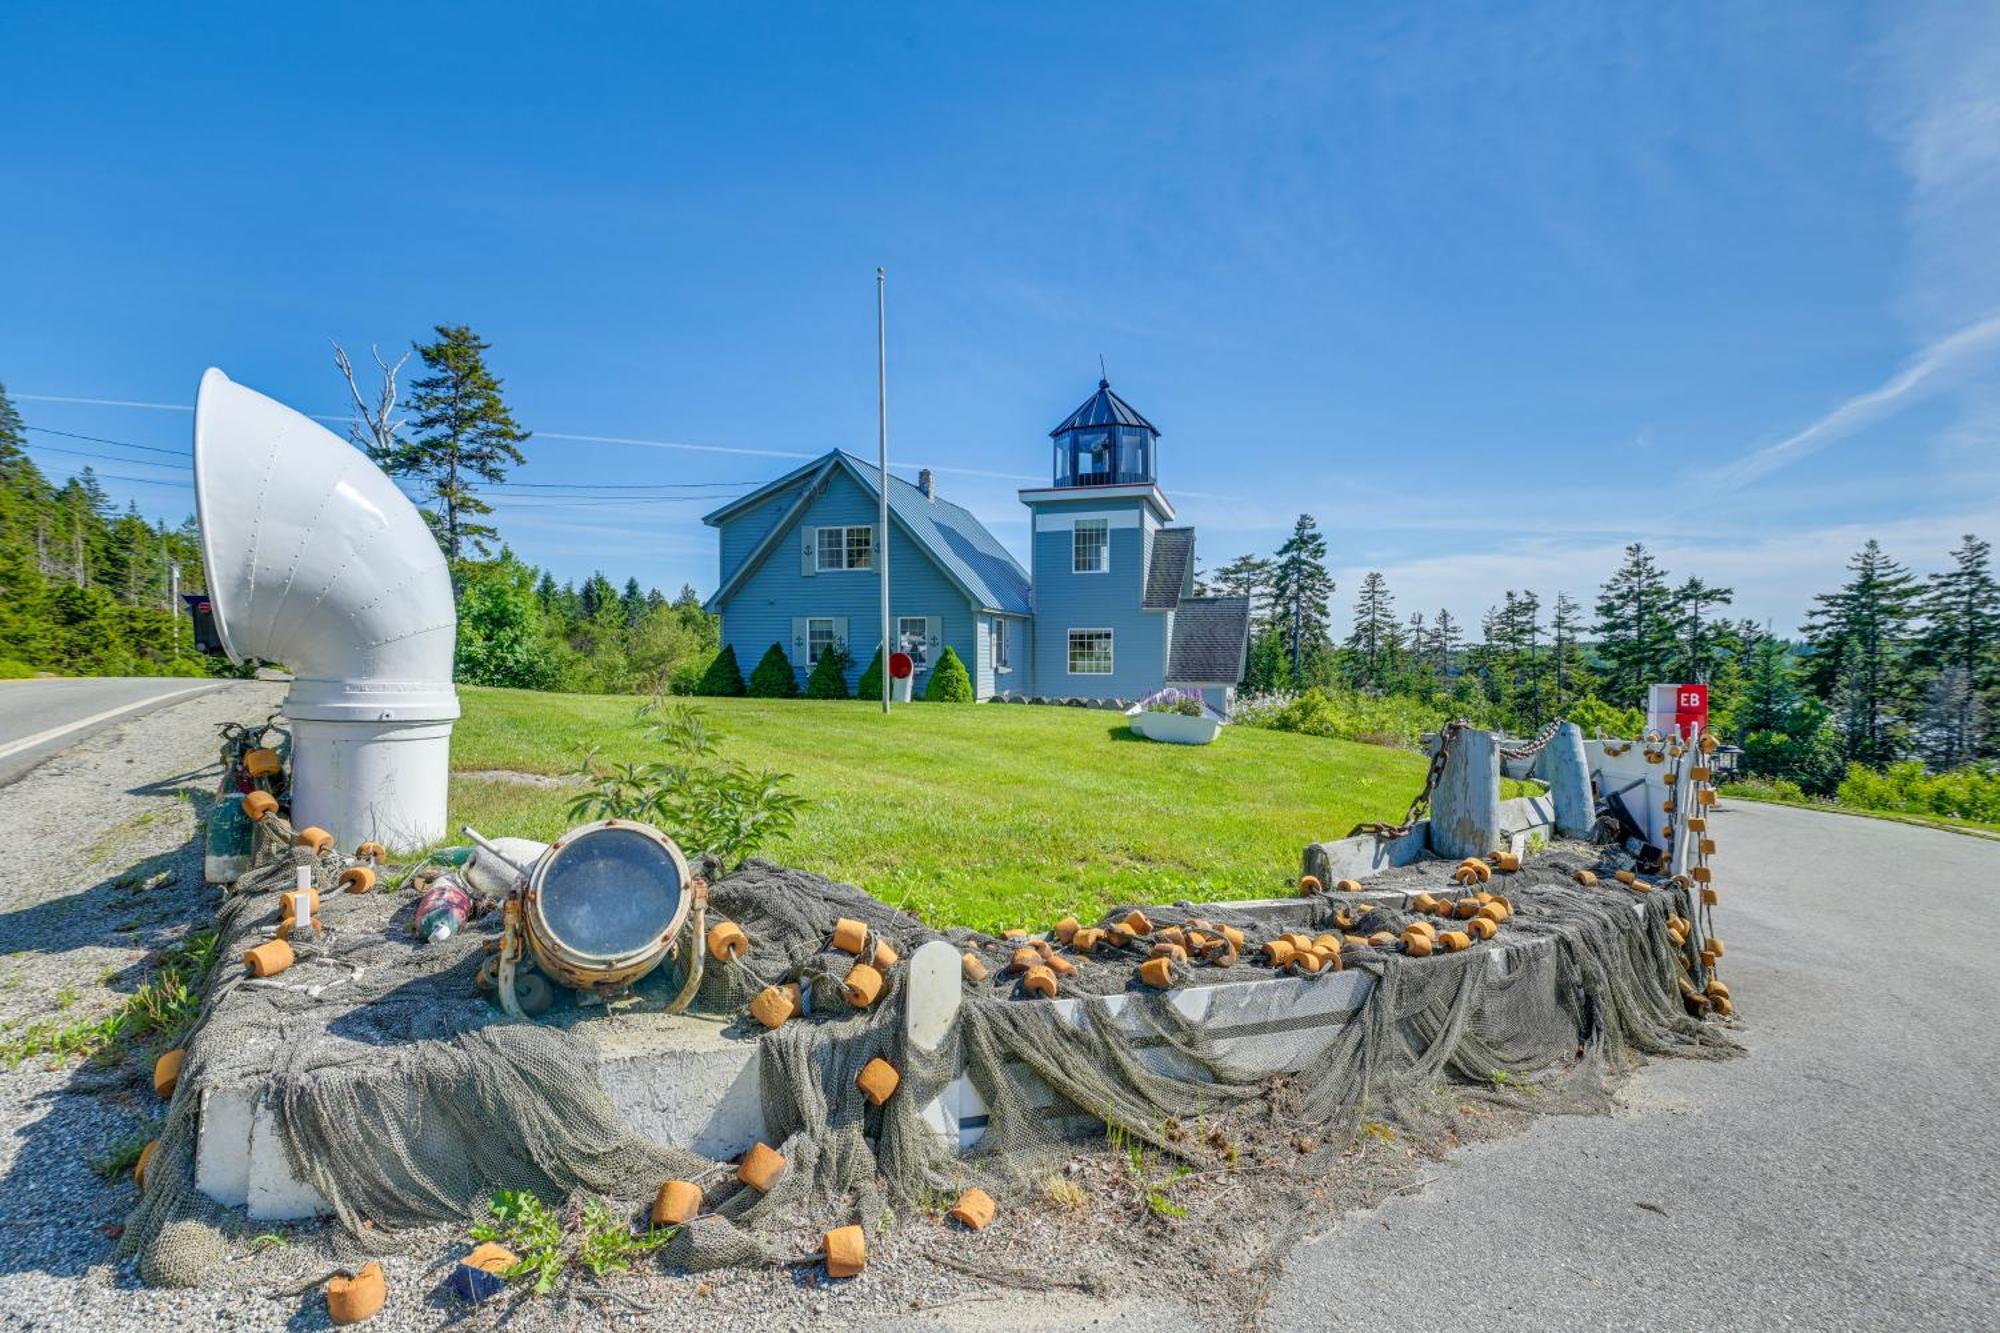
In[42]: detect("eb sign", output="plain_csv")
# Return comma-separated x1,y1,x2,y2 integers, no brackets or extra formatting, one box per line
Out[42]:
1675,684,1709,733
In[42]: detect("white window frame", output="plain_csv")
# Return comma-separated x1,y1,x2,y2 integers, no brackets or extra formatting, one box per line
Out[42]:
897,615,934,669
992,616,1012,673
815,525,873,572
1072,518,1109,574
1067,628,1114,676
806,617,837,665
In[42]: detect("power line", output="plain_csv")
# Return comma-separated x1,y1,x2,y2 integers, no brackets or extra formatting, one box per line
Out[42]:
26,425,190,457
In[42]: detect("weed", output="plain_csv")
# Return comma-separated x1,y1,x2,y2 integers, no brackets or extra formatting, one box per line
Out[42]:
3,931,222,1068
469,1190,567,1294
1358,1120,1398,1146
55,985,78,1011
574,1197,668,1278
90,1129,154,1179
249,1232,288,1252
1041,1176,1087,1211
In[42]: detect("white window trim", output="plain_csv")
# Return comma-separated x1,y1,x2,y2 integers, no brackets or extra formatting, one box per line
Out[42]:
993,616,1013,673
1067,627,1114,676
815,524,874,572
1072,519,1110,575
806,616,837,665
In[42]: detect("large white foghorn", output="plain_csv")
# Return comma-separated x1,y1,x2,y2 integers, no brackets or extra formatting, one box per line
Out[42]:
193,367,459,851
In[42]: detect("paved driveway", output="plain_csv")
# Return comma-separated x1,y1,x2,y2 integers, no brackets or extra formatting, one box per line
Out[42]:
0,677,220,785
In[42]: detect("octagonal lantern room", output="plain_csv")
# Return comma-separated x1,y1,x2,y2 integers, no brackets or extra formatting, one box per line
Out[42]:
1050,378,1158,488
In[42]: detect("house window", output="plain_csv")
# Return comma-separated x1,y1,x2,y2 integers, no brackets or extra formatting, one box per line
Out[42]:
897,616,932,668
1068,629,1113,675
993,617,1011,672
807,618,837,665
1073,519,1109,573
816,525,873,571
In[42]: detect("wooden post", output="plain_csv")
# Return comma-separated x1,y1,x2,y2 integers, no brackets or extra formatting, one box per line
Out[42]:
1536,721,1595,839
1428,727,1501,861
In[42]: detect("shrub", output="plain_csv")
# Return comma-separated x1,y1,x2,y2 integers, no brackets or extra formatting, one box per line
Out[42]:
1836,760,2000,824
0,658,35,680
1139,687,1204,717
855,647,885,701
746,643,798,698
804,645,853,700
1565,695,1645,740
923,645,974,702
694,645,746,697
1234,687,1462,748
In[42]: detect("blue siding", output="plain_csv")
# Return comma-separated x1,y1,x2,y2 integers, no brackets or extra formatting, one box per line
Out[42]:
977,613,1031,698
716,469,982,695
717,486,798,591
1024,496,1170,700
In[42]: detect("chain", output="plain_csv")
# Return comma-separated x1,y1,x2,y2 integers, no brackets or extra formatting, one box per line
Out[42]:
1348,718,1468,841
1498,716,1566,762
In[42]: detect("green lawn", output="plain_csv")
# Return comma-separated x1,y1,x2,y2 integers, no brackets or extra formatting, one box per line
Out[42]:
449,688,1454,933
1719,782,2000,842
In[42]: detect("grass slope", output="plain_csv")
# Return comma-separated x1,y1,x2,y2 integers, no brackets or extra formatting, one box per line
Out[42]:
452,688,1449,932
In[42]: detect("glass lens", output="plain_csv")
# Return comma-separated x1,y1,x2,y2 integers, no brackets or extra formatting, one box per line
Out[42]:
539,827,682,958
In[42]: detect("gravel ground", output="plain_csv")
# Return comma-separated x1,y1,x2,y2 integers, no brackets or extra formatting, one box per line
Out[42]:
0,690,1765,1332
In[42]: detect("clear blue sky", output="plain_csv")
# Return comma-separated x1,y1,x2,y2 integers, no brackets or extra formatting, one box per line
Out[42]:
3,2,1996,635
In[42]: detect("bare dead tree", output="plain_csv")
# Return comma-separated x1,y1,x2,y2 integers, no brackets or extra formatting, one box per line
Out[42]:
332,340,409,463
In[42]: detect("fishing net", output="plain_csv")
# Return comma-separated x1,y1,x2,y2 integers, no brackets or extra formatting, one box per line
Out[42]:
121,805,1737,1296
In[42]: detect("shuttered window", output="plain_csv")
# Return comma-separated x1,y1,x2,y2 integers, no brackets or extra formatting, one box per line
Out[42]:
815,525,874,571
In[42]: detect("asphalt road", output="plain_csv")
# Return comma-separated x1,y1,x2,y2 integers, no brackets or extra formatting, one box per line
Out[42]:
0,676,220,785
1266,800,2000,1331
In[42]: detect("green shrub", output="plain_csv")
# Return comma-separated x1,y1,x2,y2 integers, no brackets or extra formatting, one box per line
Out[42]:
0,658,36,680
746,644,798,698
923,645,973,702
804,645,853,700
1234,687,1463,748
694,645,746,697
1836,760,2000,824
1565,695,1645,740
855,647,884,701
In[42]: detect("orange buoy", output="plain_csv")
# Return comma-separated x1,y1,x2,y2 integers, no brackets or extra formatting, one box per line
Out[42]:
1614,870,1637,885
1699,838,1717,856
949,1187,996,1230
337,865,376,894
1002,928,1028,940
961,952,989,984
1312,933,1342,954
1454,899,1482,920
325,1263,386,1326
1686,816,1707,833
1492,851,1521,873
1573,870,1598,887
1367,930,1395,947
831,918,868,954
738,1142,786,1192
1298,874,1323,896
1054,916,1081,944
824,1225,867,1278
707,921,749,962
749,983,801,1029
857,1057,901,1106
1402,929,1434,957
1335,878,1363,893
1701,888,1718,907
243,939,294,978
652,1180,701,1226
1221,925,1245,952
1291,950,1324,974
1691,866,1712,884
153,1048,185,1099
1150,942,1188,965
1466,917,1497,941
1263,939,1296,968
1413,892,1440,913
243,747,282,779
1071,927,1105,952
1452,864,1482,886
354,841,387,865
1121,911,1154,937
1045,953,1077,977
1022,964,1059,998
1477,903,1509,925
1006,947,1039,974
294,826,333,854
1156,926,1187,948
844,963,885,1008
1282,932,1313,952
1138,956,1176,987
872,940,900,971
1438,930,1471,952
464,1242,517,1275
1707,936,1725,958
134,1139,159,1190
242,790,279,822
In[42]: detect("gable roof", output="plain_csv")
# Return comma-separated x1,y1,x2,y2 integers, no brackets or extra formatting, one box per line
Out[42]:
1167,595,1251,685
703,450,1031,616
1050,378,1158,437
1144,527,1196,610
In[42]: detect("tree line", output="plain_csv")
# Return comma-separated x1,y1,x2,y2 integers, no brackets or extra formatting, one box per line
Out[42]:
1205,516,2000,793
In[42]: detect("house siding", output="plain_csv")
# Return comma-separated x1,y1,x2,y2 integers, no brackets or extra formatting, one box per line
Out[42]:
1024,495,1167,700
716,468,983,695
717,486,798,591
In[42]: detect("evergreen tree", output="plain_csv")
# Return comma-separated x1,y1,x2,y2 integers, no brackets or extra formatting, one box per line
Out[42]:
1550,591,1587,710
1270,515,1334,686
804,645,853,699
855,647,885,701
1211,553,1277,623
1430,608,1461,682
1504,589,1546,728
1915,666,1981,771
385,324,530,563
1920,534,2000,694
1345,571,1400,688
619,576,647,627
1739,633,1799,736
696,644,747,696
1673,576,1736,683
747,643,799,697
923,645,974,702
1802,539,1920,766
1594,543,1677,708
1241,624,1291,695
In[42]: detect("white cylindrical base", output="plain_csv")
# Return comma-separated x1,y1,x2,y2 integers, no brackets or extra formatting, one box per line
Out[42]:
287,715,454,852
892,675,914,703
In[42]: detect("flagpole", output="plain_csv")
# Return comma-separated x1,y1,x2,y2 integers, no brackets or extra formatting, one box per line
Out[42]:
876,266,892,715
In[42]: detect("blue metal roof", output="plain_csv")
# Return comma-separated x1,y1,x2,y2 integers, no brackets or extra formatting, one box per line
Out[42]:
1050,379,1158,438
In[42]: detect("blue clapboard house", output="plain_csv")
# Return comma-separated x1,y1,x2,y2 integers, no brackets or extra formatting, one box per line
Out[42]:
702,378,1250,708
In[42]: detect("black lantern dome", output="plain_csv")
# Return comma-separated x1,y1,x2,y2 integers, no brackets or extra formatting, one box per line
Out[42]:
1050,379,1158,488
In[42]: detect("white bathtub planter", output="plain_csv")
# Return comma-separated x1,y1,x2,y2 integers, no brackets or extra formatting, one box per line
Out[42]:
1127,690,1223,745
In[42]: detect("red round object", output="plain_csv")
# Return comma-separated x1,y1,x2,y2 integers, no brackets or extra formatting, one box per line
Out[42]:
889,652,914,680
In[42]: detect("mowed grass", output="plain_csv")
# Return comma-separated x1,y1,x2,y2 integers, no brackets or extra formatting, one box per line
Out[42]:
450,687,1443,933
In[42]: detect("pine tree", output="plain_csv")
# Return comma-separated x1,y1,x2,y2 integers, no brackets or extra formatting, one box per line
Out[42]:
804,645,853,699
1430,608,1461,682
1345,572,1400,689
1802,539,1920,765
1920,534,2000,691
1674,576,1736,683
386,324,530,563
696,644,747,696
1270,515,1334,686
1739,633,1799,736
1594,543,1677,708
619,576,647,627
855,647,885,701
747,643,799,697
1550,592,1586,710
1915,666,1981,770
1507,589,1546,728
923,645,974,702
1211,553,1277,623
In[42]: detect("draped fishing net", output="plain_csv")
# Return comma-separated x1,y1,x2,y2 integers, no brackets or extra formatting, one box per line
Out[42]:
122,809,1738,1299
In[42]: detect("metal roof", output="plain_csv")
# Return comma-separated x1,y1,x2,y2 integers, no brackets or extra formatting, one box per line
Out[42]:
1144,527,1196,610
1167,595,1251,685
1050,379,1158,438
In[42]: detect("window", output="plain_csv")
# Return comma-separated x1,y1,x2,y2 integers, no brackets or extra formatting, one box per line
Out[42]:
807,618,837,665
993,617,1011,672
1073,518,1109,573
897,616,932,668
815,525,873,571
1068,629,1113,675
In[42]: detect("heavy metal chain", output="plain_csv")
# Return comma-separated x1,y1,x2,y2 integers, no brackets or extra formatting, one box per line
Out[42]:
1498,716,1566,762
1348,718,1468,840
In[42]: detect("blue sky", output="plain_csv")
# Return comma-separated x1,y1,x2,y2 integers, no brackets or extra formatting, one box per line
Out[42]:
2,2,1996,635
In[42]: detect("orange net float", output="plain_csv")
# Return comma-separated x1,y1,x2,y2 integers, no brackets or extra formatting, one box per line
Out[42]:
325,1263,387,1326
1138,956,1177,987
1221,925,1246,952
1711,995,1735,1018
1335,878,1364,893
831,918,868,955
1054,916,1081,944
872,940,900,970
652,1179,702,1226
961,952,989,984
1121,911,1154,937
1453,899,1483,920
242,790,279,822
857,1057,901,1106
1573,870,1598,887
1491,851,1521,873
749,983,800,1029
949,1187,996,1231
1005,947,1039,974
1312,933,1342,955
1298,875,1323,896
1466,917,1497,941
706,921,749,962
824,1225,867,1278
243,747,283,779
1476,902,1509,925
134,1139,159,1191
153,1048,185,1099
1045,953,1078,978
243,939,294,978
294,826,334,853
738,1142,786,1192
1155,926,1187,949
1614,870,1637,885
1700,838,1717,855
336,865,376,895
844,963,885,1008
1690,866,1713,883
1437,930,1472,952
1023,964,1060,998
1001,928,1028,941
353,841,387,865
1698,789,1718,807
1706,936,1725,958
1685,816,1707,833
1263,939,1297,968
1070,927,1106,952
1367,930,1395,947
1701,887,1719,907
1289,950,1324,975
1452,863,1483,887
1402,929,1435,958
1412,893,1440,914
1149,942,1188,966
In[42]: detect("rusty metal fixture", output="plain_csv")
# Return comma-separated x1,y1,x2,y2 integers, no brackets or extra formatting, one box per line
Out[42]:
519,818,693,998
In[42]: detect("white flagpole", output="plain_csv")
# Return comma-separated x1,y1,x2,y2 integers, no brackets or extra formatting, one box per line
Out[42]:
877,267,892,715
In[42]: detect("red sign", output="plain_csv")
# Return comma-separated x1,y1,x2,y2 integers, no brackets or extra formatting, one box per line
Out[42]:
1675,683,1709,733
889,651,913,680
